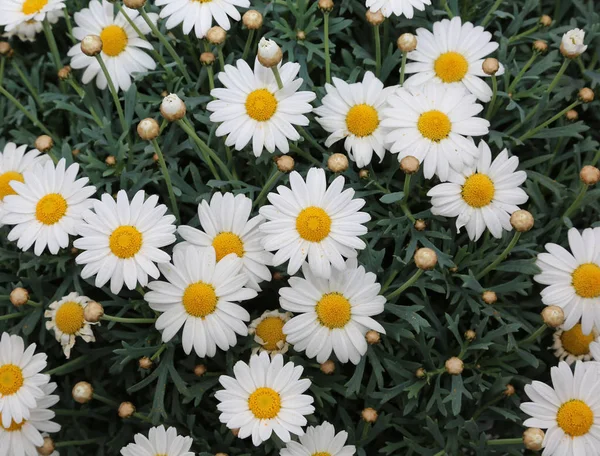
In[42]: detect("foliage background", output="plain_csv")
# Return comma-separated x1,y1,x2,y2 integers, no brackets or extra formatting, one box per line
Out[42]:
1,0,600,454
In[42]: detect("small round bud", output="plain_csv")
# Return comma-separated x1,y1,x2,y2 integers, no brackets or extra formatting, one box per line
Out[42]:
118,401,135,418
194,364,207,377
37,436,55,455
523,428,545,451
482,290,497,305
400,155,420,174
366,9,384,26
414,219,426,231
257,37,283,68
580,165,600,185
366,330,380,345
449,266,458,273
533,40,548,53
397,33,417,52
72,148,81,157
539,15,552,27
206,26,226,45
276,155,295,173
414,248,437,271
566,109,579,121
200,52,215,66
318,0,334,12
81,35,103,56
161,90,168,98
10,287,29,307
58,65,72,80
215,453,228,456
71,247,79,255
0,41,12,56
242,10,263,30
445,357,464,375
35,135,53,153
272,271,284,281
415,367,426,378
161,93,186,122
137,118,160,141
320,360,335,375
464,330,476,341
359,169,370,180
579,87,595,103
327,153,348,173
510,210,534,232
504,384,515,397
296,30,306,41
152,153,159,162
83,301,104,323
105,155,116,166
231,428,240,437
124,0,146,8
541,306,565,328
72,381,93,404
361,407,378,423
482,58,500,76
139,357,153,370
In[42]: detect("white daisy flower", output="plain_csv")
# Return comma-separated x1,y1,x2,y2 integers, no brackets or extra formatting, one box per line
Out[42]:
427,140,528,241
176,192,273,291
74,189,177,295
216,352,315,446
155,0,249,39
280,259,386,365
0,0,64,33
248,309,292,356
1,158,96,256
120,425,193,456
259,168,370,279
0,382,60,456
207,59,316,157
381,84,489,181
521,361,600,456
561,29,587,57
552,324,600,365
67,0,157,92
0,332,49,429
2,10,62,42
365,0,431,19
280,421,356,456
535,227,600,335
44,292,99,359
145,246,257,358
314,71,395,168
403,16,505,102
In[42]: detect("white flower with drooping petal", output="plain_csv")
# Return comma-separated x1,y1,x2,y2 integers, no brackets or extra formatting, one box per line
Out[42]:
365,0,431,19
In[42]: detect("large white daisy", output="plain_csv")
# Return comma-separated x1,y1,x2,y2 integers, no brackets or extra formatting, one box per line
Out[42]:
259,168,370,279
535,227,600,335
365,0,431,18
67,0,157,92
0,0,64,33
1,158,96,256
280,259,386,364
216,352,315,446
176,192,273,291
280,421,356,456
314,71,395,168
145,245,257,358
207,59,316,157
404,16,505,102
2,9,62,42
74,189,177,294
552,324,600,365
381,84,489,181
521,361,600,456
120,425,193,456
427,140,528,241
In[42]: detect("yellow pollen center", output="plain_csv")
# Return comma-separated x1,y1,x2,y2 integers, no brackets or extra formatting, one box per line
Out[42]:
35,193,67,225
296,206,331,242
417,110,451,142
212,232,245,262
248,387,281,419
55,301,85,335
0,171,24,200
109,226,142,259
255,317,286,351
556,400,593,437
0,415,25,432
461,173,495,208
100,25,128,57
316,292,351,329
346,104,380,137
434,52,469,83
560,324,594,356
182,282,217,318
0,364,24,396
245,89,278,121
313,453,332,456
21,0,48,15
572,263,600,298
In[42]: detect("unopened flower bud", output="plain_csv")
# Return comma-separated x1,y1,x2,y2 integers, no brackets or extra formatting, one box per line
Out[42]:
414,247,437,270
72,381,93,404
397,33,417,52
579,87,594,103
276,155,295,173
366,330,380,345
482,290,497,305
482,58,499,76
272,271,284,281
464,330,476,341
400,155,419,174
118,401,135,418
72,148,80,156
327,153,348,173
124,0,146,8
504,384,515,396
58,65,72,80
37,436,55,455
523,428,545,451
206,26,226,45
533,40,548,53
200,52,215,66
580,165,600,185
194,364,207,376
296,30,306,41
83,301,104,323
366,9,385,26
414,219,426,231
161,93,186,122
318,0,334,13
10,287,29,307
541,305,564,328
242,10,263,30
139,357,153,370
81,35,103,56
257,37,283,68
560,29,587,59
445,357,464,375
231,428,240,437
153,153,159,162
361,407,378,423
320,360,335,374
137,118,160,141
0,41,12,56
35,135,53,152
215,453,228,456
105,155,116,166
415,367,426,378
539,15,552,27
565,109,578,121
359,169,370,179
510,210,534,232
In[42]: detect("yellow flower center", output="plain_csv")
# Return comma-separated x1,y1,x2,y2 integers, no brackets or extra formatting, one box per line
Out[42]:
193,0,212,2
182,282,217,318
0,364,24,396
100,25,128,57
560,323,594,356
255,317,286,351
55,301,85,335
556,400,594,437
572,263,600,298
313,453,332,456
296,206,331,242
0,171,24,200
0,415,25,432
109,226,143,259
417,110,451,142
35,193,67,225
434,51,469,83
245,89,278,122
316,292,351,329
248,387,281,419
212,232,244,262
461,173,495,208
21,0,48,15
345,104,380,137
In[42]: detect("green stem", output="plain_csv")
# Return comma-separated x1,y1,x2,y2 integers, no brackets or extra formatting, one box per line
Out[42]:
0,85,55,139
399,51,408,85
518,100,580,142
0,311,31,321
485,74,498,120
203,42,215,92
486,438,524,446
271,66,284,90
381,269,399,294
547,59,570,94
290,143,320,165
66,79,103,127
298,126,328,157
563,183,589,219
374,24,381,78
481,0,503,27
151,139,180,222
150,344,167,361
476,232,521,280
242,29,255,61
45,354,90,376
323,12,331,84
442,0,453,17
218,46,225,72
508,24,540,44
101,314,156,324
55,438,103,448
11,60,43,109
0,58,5,85
507,52,538,94
42,19,63,73
385,269,424,300
519,324,547,346
400,175,415,223
26,300,41,308
63,7,76,43
253,168,282,208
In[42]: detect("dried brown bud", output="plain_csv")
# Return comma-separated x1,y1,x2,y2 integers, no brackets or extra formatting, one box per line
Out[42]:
523,428,545,451
139,357,153,370
359,169,370,180
320,360,335,375
242,10,263,30
72,381,93,404
200,52,215,66
510,210,534,232
482,58,499,76
118,401,136,418
414,247,437,271
361,407,378,423
105,155,116,166
565,109,579,121
397,33,417,52
415,367,426,378
482,290,497,305
445,357,464,375
539,15,552,27
366,330,380,345
580,165,600,185
579,87,595,103
58,65,72,80
504,384,516,397
276,155,295,173
83,301,104,323
366,10,385,26
541,305,565,328
161,94,186,122
123,0,146,8
137,118,160,141
318,0,334,13
272,271,284,281
206,26,226,45
81,35,103,56
10,287,29,307
414,219,426,231
400,156,420,174
35,135,53,153
0,41,12,56
533,40,548,53
327,153,348,173
37,436,55,455
464,330,476,341
194,364,207,377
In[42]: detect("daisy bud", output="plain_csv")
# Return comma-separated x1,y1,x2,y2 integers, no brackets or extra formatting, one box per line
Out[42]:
72,148,80,156
105,155,116,166
533,40,548,53
504,384,515,397
0,41,11,55
71,247,79,255
272,271,284,280
580,165,600,185
579,87,595,103
318,0,334,13
366,10,385,26
257,37,283,68
560,29,587,59
231,428,240,437
414,219,426,231
35,135,53,153
482,290,497,304
37,436,55,456
541,305,564,328
397,33,417,52
153,153,159,162
123,0,146,8
81,35,103,57
194,364,207,376
320,360,335,374
359,169,370,179
160,93,186,122
58,65,72,80
118,401,136,418
566,109,579,121
366,330,380,345
327,153,349,173
242,10,263,30
200,52,215,66
276,155,295,173
161,90,168,97
138,356,153,370
414,247,437,271
464,329,476,341
137,118,160,141
215,453,228,456
400,155,420,174
482,58,499,76
523,428,545,451
415,367,426,378
296,30,306,41
206,26,226,45
539,15,552,27
72,381,93,404
361,407,378,423
83,301,104,323
510,210,534,232
10,287,29,307
445,357,464,375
